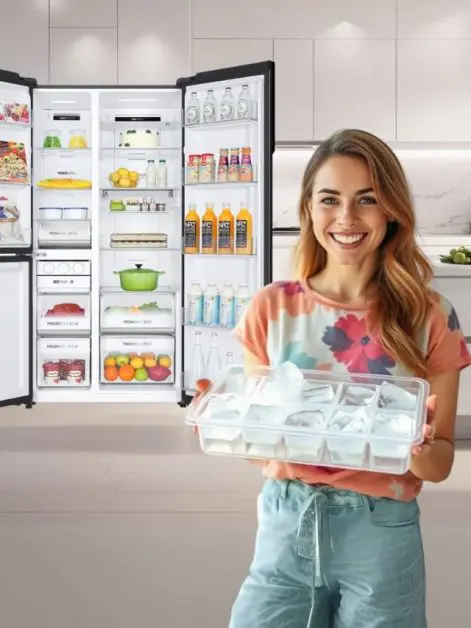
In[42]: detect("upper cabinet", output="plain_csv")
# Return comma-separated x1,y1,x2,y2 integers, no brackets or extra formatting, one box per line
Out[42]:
118,0,190,84
398,0,471,38
274,40,314,142
191,39,273,73
313,40,396,141
50,0,117,27
397,40,471,141
192,0,396,38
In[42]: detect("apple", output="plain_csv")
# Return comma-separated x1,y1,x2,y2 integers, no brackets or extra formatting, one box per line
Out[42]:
147,365,171,382
134,367,149,382
116,354,130,367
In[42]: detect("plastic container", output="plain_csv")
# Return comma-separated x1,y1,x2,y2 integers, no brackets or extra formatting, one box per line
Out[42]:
39,207,63,220
186,362,430,475
62,207,88,220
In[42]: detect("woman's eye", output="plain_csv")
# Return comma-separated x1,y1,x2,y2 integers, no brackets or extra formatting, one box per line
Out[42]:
358,196,377,205
320,196,338,206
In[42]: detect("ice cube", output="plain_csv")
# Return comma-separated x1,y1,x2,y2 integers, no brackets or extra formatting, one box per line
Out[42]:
258,361,304,403
246,404,286,425
378,383,417,411
340,385,376,406
302,381,335,402
285,410,326,430
328,408,370,434
372,412,414,438
203,393,245,421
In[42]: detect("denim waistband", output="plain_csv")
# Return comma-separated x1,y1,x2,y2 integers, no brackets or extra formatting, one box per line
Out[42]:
279,479,370,510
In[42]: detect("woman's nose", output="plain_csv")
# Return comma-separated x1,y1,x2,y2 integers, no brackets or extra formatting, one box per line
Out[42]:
337,200,356,225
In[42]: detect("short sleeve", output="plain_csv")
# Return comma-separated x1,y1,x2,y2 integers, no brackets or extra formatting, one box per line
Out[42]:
232,287,271,365
426,294,471,376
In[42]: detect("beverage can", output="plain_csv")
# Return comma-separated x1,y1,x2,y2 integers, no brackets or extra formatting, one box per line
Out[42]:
204,283,220,325
188,282,204,324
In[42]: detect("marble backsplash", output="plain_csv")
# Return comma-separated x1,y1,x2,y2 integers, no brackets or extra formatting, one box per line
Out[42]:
273,148,471,234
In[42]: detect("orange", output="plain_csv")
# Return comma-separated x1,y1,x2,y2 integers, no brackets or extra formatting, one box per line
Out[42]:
104,356,116,367
104,366,118,381
119,364,135,382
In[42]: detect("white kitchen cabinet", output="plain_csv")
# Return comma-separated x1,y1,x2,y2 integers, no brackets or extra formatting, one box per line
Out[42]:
272,235,297,281
1,0,49,84
398,0,471,39
274,40,314,142
314,39,396,141
50,0,117,28
50,28,118,84
192,39,273,74
192,0,395,38
397,40,471,141
118,0,190,84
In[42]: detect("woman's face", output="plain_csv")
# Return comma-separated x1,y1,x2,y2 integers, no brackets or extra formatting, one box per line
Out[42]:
310,155,388,266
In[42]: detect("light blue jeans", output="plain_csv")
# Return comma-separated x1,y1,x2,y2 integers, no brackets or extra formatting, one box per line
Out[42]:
229,479,426,627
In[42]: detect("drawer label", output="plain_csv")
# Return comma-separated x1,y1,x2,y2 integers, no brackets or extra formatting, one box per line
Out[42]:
122,319,153,326
122,340,153,347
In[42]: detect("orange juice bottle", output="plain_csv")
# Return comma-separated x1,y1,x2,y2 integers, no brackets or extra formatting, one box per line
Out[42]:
235,203,253,255
218,203,235,254
184,203,200,254
201,203,218,254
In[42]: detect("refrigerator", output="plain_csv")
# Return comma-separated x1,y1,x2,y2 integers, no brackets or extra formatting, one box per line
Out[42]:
0,61,274,409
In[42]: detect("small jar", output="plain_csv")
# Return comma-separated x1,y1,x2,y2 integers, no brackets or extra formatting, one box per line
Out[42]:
43,361,60,385
199,153,216,183
186,154,201,184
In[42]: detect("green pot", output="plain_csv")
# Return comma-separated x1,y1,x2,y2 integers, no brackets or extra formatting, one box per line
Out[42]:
114,265,165,291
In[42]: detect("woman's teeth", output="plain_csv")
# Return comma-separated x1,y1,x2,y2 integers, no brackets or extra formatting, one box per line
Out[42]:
331,233,366,244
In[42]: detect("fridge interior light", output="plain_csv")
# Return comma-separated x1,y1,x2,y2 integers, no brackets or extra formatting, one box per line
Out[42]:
51,100,79,105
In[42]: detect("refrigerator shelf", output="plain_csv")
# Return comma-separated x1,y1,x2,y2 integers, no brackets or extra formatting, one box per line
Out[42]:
101,147,180,153
101,188,178,197
185,322,234,331
101,246,181,252
107,208,169,214
35,148,91,154
0,120,31,130
184,253,256,258
185,117,257,130
185,181,257,188
101,120,178,131
100,287,177,295
0,181,31,188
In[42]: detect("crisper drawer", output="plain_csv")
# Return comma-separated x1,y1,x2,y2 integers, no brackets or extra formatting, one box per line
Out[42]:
100,290,175,333
37,275,91,294
100,336,175,385
37,337,90,388
37,294,91,334
38,220,91,248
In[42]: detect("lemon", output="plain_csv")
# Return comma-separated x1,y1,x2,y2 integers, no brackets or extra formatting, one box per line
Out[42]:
110,172,120,183
117,167,129,177
129,171,139,182
119,177,131,187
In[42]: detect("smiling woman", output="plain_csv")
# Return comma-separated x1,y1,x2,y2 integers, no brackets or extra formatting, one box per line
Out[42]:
222,129,471,628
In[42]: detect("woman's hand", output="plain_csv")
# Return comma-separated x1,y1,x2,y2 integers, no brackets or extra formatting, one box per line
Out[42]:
412,394,437,456
191,378,212,434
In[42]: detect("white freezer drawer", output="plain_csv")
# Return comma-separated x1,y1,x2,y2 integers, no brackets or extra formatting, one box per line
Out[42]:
38,220,91,248
37,260,91,275
37,275,91,293
37,337,90,388
100,291,175,333
100,336,175,385
37,294,91,334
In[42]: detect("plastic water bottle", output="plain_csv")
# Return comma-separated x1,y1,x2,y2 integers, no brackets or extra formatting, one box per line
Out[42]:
203,283,220,326
188,282,204,324
220,282,235,328
234,283,251,325
186,91,201,125
203,89,217,123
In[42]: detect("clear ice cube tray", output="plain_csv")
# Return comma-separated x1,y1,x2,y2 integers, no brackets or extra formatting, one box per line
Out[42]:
185,363,430,475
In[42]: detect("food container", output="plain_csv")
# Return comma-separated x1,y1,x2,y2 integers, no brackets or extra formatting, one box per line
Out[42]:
186,362,430,475
43,130,62,149
62,207,88,220
39,207,63,220
42,361,60,385
68,130,88,149
186,154,201,184
114,264,165,292
199,153,216,183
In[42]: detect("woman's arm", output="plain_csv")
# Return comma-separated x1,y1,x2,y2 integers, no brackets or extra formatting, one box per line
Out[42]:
409,368,460,483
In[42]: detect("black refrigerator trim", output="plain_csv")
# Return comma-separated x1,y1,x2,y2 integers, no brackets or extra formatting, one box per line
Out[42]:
0,255,33,408
0,69,37,256
176,61,275,407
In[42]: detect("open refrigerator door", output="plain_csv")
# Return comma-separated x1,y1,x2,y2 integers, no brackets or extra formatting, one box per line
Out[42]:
178,61,275,405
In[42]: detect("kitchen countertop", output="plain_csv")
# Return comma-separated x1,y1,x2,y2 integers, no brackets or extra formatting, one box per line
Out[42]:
431,263,471,277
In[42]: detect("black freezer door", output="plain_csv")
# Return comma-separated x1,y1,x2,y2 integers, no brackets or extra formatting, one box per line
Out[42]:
177,61,275,406
0,255,33,407
0,69,36,255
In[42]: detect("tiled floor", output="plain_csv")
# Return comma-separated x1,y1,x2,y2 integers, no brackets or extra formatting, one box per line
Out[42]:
0,403,469,627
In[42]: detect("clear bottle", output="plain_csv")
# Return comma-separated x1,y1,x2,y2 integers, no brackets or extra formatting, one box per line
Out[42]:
186,91,201,126
145,160,156,188
220,87,235,121
225,351,234,366
187,282,204,324
156,159,167,187
234,283,251,325
203,89,217,123
203,282,220,326
190,330,206,389
206,332,222,382
220,282,235,328
237,84,252,119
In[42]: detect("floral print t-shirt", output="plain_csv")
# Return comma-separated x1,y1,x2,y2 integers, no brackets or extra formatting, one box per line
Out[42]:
233,280,471,501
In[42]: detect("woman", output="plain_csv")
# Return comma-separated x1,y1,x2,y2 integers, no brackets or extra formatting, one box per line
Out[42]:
197,129,471,627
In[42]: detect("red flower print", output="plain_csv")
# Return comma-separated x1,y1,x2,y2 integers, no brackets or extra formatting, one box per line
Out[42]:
322,314,395,375
275,281,304,296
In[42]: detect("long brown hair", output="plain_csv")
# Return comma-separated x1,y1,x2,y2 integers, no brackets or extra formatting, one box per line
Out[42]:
294,129,433,376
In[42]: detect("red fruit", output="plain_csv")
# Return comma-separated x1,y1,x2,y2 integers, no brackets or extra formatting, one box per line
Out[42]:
147,365,171,382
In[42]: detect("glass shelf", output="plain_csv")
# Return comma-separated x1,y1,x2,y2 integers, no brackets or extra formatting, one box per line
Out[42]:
36,148,91,154
185,117,257,130
0,120,31,130
184,252,256,258
0,180,31,187
101,188,178,194
184,181,256,189
101,147,180,153
100,120,179,131
107,209,169,215
184,321,235,331
101,246,181,252
100,286,177,295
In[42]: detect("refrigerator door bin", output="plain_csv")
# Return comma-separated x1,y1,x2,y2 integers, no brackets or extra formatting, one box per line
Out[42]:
37,293,91,334
37,337,91,388
100,290,175,334
100,335,175,385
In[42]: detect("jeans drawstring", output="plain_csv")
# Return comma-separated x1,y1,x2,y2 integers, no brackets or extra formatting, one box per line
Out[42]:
296,489,332,588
